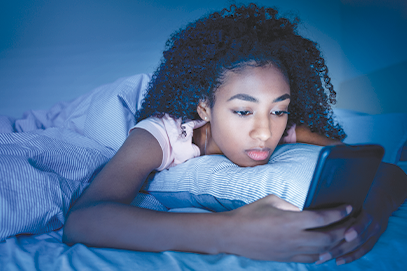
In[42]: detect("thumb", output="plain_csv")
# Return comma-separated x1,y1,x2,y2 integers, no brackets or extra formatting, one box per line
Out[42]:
264,194,301,212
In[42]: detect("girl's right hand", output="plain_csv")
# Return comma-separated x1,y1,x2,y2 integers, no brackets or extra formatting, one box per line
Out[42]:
263,194,301,212
220,195,352,262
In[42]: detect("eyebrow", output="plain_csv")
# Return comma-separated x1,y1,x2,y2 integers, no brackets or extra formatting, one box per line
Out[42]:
227,93,291,103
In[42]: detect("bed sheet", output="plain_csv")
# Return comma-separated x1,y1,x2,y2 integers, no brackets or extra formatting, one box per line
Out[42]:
1,200,406,271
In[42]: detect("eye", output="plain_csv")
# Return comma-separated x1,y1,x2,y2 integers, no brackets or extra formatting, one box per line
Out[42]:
271,111,290,116
233,110,252,117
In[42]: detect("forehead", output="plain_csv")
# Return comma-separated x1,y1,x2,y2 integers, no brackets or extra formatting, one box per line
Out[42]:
215,65,290,99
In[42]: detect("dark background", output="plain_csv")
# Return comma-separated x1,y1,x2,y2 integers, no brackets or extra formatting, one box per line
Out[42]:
1,0,406,117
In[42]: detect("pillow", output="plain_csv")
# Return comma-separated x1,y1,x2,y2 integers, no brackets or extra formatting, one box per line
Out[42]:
62,73,152,152
132,143,322,211
333,109,407,164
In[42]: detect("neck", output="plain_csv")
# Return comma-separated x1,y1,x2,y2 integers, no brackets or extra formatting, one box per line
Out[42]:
193,122,210,155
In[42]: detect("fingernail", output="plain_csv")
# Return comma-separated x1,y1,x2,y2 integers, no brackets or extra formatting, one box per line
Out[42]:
336,258,346,265
345,229,358,242
346,205,353,215
315,252,332,264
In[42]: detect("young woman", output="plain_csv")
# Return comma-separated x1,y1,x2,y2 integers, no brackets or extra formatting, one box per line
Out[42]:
63,4,407,265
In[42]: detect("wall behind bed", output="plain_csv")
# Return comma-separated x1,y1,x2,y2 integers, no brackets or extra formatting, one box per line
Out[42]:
0,0,406,118
335,0,407,114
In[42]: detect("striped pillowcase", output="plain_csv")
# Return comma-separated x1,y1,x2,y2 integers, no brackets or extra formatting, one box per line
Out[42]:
132,143,322,212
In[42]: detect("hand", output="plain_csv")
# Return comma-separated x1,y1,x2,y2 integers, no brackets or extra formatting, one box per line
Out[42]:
266,194,301,211
319,163,407,265
221,195,352,262
317,207,386,265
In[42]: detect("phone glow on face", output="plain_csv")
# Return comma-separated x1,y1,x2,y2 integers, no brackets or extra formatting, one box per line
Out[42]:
204,64,290,167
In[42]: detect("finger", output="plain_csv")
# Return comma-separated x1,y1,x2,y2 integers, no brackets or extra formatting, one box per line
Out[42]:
315,251,333,265
328,218,381,260
335,235,378,265
290,253,320,263
330,228,364,259
305,215,357,259
262,194,301,211
274,202,301,211
284,204,301,212
344,212,372,242
303,205,353,229
297,226,348,253
316,239,346,264
327,220,373,260
316,236,356,265
296,243,337,255
190,119,207,129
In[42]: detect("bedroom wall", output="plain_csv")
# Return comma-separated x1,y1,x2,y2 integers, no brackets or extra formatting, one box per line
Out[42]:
5,0,396,118
0,0,344,118
337,60,407,114
336,0,407,114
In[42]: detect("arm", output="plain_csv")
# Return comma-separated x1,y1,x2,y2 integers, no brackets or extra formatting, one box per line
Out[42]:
63,128,352,262
295,125,343,146
63,128,227,252
63,128,223,252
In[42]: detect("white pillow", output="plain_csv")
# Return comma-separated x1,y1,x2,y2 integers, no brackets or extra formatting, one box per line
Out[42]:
132,144,322,211
134,109,407,213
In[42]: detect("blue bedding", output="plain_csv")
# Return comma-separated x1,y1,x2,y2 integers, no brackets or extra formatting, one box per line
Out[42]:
0,127,114,240
1,74,407,270
1,202,406,270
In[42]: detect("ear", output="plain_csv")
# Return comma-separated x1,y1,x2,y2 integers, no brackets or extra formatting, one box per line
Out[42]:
197,100,211,122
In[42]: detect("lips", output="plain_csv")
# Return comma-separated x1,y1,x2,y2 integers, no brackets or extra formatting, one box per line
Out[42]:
245,148,271,161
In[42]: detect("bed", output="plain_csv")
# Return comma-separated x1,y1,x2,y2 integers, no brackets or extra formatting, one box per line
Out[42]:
1,73,407,270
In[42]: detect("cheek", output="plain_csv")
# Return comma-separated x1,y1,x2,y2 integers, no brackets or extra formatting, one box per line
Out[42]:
212,119,237,144
275,119,288,137
211,114,245,151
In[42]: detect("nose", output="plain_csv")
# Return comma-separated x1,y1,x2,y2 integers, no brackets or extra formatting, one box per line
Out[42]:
249,115,272,143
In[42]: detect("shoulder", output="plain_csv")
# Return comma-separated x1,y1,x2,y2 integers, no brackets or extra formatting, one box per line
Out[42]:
129,115,205,171
130,115,205,138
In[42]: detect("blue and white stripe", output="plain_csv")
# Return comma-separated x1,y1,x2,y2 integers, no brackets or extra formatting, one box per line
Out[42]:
0,128,114,242
139,144,322,211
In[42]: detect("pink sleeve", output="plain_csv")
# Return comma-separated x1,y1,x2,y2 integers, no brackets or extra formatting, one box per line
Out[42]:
280,124,297,143
129,117,171,171
129,114,205,171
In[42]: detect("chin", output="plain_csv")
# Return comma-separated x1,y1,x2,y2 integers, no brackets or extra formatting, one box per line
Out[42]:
234,159,269,167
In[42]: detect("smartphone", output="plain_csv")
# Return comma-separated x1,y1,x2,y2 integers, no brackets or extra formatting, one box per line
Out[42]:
303,144,384,215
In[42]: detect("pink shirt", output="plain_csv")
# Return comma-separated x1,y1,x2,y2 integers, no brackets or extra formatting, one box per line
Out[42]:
130,114,296,171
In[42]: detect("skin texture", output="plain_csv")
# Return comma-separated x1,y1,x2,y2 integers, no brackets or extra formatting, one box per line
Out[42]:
197,65,291,167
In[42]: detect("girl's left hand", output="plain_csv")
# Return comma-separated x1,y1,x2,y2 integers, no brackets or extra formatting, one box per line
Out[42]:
316,162,407,265
317,207,388,265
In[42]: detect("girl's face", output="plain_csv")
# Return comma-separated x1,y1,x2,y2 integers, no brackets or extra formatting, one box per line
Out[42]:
198,64,290,167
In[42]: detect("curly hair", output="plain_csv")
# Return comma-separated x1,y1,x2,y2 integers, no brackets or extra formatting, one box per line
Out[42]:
136,3,346,140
